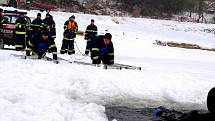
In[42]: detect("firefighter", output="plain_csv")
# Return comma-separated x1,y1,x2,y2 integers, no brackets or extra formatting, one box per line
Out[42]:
42,13,56,42
26,0,32,10
31,13,43,40
60,15,78,55
84,19,98,55
91,33,114,65
26,30,58,61
49,15,56,41
15,12,27,51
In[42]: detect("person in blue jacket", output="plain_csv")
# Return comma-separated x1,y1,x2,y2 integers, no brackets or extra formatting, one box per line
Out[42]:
26,30,57,60
91,33,114,65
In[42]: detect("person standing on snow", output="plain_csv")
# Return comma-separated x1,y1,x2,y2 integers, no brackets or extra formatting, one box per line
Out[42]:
60,15,78,55
26,30,58,61
30,13,43,41
42,13,56,42
84,19,98,55
15,12,27,51
91,33,114,65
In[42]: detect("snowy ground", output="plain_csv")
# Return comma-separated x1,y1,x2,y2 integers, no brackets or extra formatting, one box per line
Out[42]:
0,7,215,121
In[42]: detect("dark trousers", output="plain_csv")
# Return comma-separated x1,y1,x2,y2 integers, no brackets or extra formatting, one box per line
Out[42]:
60,31,76,55
60,40,75,55
15,34,26,51
101,53,112,64
92,53,112,65
85,39,91,54
26,45,57,60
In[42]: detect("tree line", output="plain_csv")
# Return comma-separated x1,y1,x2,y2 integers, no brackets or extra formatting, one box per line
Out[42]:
120,0,215,17
40,0,215,18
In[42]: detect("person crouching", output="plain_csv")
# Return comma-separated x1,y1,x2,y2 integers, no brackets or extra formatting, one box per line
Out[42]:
91,33,114,65
26,30,57,60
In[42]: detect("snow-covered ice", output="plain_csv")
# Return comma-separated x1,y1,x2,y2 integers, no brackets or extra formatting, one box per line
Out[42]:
0,6,215,121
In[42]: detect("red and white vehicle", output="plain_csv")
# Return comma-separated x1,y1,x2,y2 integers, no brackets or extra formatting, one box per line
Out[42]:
0,10,31,49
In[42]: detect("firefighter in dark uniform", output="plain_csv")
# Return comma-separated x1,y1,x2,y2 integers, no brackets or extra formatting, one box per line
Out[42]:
84,19,98,55
26,0,32,10
26,30,58,61
49,15,56,41
42,13,56,42
60,15,78,55
31,13,43,40
91,33,114,65
15,12,27,51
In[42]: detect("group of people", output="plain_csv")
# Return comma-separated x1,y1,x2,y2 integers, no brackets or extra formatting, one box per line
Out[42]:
0,7,114,64
14,12,58,62
59,15,114,65
1,8,215,121
28,13,114,65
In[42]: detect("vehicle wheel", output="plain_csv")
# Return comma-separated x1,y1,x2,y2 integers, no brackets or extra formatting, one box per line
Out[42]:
0,39,4,49
8,0,17,8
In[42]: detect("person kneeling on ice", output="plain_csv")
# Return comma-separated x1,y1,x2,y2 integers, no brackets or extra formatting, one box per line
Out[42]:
26,30,58,61
153,87,215,121
91,33,114,65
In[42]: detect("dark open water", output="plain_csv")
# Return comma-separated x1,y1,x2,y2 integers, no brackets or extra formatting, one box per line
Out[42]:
105,106,162,121
105,105,208,121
